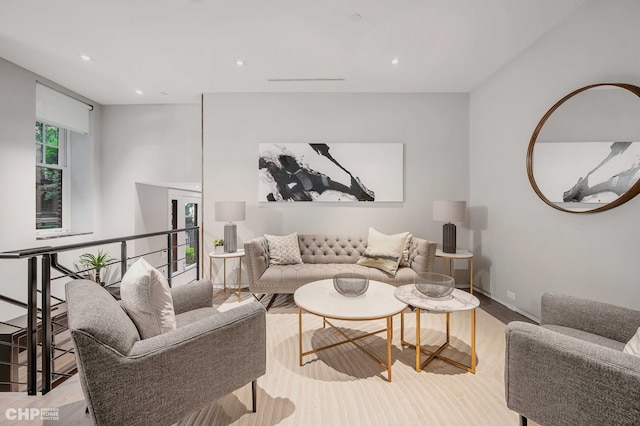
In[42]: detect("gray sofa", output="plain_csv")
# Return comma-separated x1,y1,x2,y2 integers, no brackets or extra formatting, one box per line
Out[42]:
505,292,640,426
66,279,266,426
244,234,436,294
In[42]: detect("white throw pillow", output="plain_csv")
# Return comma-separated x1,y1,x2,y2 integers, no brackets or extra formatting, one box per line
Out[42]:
120,258,177,339
623,326,640,357
265,232,303,265
357,228,410,275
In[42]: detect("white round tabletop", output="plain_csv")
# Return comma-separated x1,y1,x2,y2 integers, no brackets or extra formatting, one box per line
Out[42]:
436,249,473,259
294,279,408,320
394,286,479,313
209,249,245,259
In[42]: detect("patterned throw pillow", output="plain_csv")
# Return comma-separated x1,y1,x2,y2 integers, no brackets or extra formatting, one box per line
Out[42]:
265,232,303,265
357,228,409,275
120,258,177,339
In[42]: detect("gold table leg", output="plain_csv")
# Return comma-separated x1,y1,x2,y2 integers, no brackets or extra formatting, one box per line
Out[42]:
400,308,476,374
298,307,303,367
298,309,396,381
237,257,242,302
222,258,227,293
469,257,474,294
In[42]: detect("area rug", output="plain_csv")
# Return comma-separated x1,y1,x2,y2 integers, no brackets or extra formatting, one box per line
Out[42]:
177,294,519,425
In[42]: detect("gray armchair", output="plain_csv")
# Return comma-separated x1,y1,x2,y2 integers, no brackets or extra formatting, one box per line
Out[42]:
505,292,640,425
66,279,266,426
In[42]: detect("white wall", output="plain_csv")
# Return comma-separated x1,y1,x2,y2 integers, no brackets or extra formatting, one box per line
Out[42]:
203,93,469,284
100,104,202,238
0,57,102,321
469,0,640,318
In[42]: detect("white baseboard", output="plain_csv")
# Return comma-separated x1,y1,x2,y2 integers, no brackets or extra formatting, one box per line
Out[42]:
474,287,540,323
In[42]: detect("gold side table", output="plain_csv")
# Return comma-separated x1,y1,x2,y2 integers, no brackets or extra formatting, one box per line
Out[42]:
209,249,245,302
395,286,479,373
436,249,473,293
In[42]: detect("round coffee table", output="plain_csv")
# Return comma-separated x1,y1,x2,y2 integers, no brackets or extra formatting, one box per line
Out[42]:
294,279,407,382
394,286,480,373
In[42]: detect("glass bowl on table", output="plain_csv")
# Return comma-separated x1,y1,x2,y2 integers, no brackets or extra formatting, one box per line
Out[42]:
333,273,369,297
415,272,455,299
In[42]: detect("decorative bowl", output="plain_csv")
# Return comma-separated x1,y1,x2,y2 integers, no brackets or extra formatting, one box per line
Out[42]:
333,273,369,297
415,272,455,299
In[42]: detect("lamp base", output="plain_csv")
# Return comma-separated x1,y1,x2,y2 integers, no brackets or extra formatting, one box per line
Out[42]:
223,223,237,253
442,223,457,254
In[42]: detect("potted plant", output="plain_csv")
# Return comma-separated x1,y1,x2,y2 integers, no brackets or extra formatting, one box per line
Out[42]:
213,239,224,254
78,249,114,285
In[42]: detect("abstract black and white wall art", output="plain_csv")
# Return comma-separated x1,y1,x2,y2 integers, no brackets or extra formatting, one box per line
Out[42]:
258,143,403,202
534,141,640,204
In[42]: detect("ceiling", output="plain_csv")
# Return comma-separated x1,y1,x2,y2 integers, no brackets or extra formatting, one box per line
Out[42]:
0,0,586,105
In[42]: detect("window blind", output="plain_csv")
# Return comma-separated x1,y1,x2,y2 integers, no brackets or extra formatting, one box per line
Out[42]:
35,83,92,135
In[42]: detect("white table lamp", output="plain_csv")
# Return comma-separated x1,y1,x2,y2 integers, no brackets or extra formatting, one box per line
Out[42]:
215,201,245,253
433,200,466,254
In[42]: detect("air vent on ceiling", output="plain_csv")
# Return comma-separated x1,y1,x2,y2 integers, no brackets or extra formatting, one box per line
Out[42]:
268,78,345,82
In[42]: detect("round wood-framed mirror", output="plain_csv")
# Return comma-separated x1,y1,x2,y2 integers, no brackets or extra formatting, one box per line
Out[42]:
527,83,640,213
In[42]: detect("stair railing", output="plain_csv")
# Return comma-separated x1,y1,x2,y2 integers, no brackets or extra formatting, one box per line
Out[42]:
0,226,200,395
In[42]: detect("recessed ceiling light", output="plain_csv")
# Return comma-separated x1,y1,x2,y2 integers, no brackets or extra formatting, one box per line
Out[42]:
80,54,93,61
236,59,246,66
135,89,144,95
391,58,400,65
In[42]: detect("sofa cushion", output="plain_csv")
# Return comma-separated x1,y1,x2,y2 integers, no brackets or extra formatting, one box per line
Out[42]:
257,263,417,293
624,326,640,357
265,232,303,265
120,258,177,339
357,228,409,275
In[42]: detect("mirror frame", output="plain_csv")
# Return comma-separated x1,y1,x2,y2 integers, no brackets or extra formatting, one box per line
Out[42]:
526,83,640,213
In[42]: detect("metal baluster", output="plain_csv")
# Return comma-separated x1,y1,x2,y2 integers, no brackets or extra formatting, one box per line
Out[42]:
41,254,52,394
167,233,173,288
27,257,37,396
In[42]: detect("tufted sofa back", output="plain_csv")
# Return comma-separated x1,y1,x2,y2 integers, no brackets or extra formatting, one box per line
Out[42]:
243,233,436,294
298,235,367,264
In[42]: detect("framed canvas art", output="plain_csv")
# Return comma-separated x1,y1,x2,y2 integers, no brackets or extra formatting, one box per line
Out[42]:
258,143,403,202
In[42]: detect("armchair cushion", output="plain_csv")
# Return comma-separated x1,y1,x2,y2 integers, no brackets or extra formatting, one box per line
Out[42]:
175,307,219,328
544,324,626,351
120,258,176,339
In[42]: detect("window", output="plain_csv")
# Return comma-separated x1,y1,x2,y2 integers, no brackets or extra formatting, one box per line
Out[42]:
35,121,69,232
185,202,198,267
35,83,93,238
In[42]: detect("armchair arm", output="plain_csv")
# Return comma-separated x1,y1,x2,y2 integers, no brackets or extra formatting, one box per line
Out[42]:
129,301,264,356
541,292,640,343
244,237,270,290
505,321,640,425
74,301,266,426
170,279,214,314
409,237,436,274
